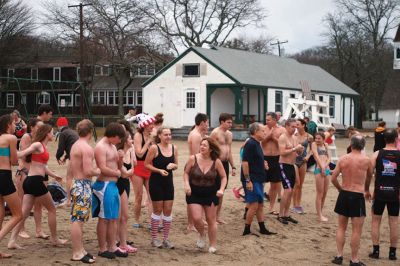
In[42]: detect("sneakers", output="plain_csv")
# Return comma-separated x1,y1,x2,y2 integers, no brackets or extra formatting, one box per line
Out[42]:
277,216,288,225
196,237,206,249
349,260,366,266
151,239,163,248
331,256,343,265
368,251,379,259
208,246,217,254
163,239,175,249
285,216,298,224
291,206,305,214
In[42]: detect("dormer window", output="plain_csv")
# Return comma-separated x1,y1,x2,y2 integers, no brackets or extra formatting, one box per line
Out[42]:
7,69,15,78
183,64,200,77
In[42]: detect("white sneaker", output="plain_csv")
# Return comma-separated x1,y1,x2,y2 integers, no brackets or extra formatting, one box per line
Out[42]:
163,239,175,249
208,246,217,254
151,239,163,248
196,237,206,249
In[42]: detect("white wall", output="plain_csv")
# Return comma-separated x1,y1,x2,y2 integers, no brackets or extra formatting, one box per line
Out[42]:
143,50,234,128
378,109,400,128
210,88,235,127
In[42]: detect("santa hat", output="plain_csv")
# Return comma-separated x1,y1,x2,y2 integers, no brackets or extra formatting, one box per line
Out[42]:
136,113,156,129
56,117,69,127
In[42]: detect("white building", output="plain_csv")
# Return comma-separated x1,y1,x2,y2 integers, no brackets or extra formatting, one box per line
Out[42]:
142,46,359,128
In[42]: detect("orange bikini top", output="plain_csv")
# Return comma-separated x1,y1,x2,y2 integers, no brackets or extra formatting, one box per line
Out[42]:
31,143,49,164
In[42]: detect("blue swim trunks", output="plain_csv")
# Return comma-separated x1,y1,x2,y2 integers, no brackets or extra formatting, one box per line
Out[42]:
243,181,264,203
92,180,120,220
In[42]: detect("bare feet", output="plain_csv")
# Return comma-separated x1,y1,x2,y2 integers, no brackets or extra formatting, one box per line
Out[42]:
36,232,50,239
7,241,24,250
217,219,227,225
52,238,68,246
0,251,12,258
319,216,328,222
18,231,30,239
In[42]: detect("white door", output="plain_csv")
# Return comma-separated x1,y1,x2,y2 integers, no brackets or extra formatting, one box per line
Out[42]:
182,88,199,126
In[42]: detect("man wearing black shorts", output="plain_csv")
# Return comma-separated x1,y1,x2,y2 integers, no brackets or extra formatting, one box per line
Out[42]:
277,118,304,225
331,135,373,266
366,129,400,260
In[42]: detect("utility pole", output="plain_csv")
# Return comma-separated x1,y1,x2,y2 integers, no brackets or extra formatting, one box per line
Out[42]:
271,39,288,57
68,2,92,116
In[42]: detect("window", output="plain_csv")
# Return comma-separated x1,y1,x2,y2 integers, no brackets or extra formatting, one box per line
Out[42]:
138,65,147,76
31,68,38,80
290,93,296,98
92,91,106,105
397,48,400,59
94,65,102,76
124,90,134,106
186,91,196,108
76,67,80,81
6,93,14,108
58,94,73,107
147,65,155,75
311,94,315,100
53,67,61,81
136,90,142,106
275,91,282,113
319,96,324,102
7,69,15,78
183,64,200,77
75,94,81,107
329,95,335,118
37,92,50,104
107,91,118,106
20,93,27,104
103,65,112,76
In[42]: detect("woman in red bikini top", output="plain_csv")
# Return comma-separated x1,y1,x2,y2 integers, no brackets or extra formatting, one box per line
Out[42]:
18,124,62,181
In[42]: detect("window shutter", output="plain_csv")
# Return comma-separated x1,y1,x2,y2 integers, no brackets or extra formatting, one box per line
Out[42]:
176,64,182,76
200,63,207,76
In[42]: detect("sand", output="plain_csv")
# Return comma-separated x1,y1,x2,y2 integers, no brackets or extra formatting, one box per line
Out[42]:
0,137,396,266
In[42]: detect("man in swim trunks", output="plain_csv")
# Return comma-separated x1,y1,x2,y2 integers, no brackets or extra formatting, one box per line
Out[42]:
93,122,127,259
366,129,400,261
186,113,208,231
69,119,100,263
262,112,286,215
242,123,276,236
331,135,372,266
210,113,236,224
277,118,304,225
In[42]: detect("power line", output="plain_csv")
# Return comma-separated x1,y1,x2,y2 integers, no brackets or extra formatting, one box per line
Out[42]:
270,39,288,57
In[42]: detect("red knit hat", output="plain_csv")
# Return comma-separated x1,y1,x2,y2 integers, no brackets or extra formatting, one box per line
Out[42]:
56,117,69,127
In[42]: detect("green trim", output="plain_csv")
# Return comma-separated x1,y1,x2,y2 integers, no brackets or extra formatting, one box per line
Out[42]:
206,86,218,123
142,47,241,87
263,88,268,121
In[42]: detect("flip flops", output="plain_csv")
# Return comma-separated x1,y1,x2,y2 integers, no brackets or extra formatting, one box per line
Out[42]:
71,255,95,264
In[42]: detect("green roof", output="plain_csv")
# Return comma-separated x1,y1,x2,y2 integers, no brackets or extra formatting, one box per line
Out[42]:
144,46,358,96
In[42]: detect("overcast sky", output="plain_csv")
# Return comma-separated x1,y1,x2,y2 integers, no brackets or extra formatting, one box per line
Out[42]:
24,0,339,55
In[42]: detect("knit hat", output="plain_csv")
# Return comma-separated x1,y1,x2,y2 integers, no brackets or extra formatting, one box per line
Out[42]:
56,117,69,127
136,113,155,129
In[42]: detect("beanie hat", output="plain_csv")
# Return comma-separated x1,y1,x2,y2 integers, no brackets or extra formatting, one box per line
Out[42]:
56,117,69,127
136,113,155,129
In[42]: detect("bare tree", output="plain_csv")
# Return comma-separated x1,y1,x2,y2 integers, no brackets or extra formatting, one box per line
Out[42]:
223,34,274,54
144,0,266,54
0,0,35,65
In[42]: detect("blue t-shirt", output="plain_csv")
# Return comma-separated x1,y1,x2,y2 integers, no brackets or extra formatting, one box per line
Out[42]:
241,137,266,183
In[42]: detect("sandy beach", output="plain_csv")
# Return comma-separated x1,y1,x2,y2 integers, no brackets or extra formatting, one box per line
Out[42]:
0,136,396,266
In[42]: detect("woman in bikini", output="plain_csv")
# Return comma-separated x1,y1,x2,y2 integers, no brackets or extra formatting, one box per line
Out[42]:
184,137,226,254
292,119,313,214
0,114,22,259
116,132,137,253
311,131,331,222
132,114,156,228
8,124,67,249
14,118,45,239
145,127,178,249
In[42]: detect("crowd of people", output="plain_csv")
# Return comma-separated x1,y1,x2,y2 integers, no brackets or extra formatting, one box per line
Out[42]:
0,105,399,266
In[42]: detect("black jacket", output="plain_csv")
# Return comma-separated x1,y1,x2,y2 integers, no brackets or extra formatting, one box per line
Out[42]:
56,127,79,160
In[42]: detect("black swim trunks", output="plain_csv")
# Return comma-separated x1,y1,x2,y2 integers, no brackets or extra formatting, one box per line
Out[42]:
372,199,400,216
0,170,16,196
334,190,366,217
279,163,296,189
265,155,281,183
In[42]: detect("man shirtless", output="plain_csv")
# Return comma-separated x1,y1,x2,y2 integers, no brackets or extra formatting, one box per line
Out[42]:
186,113,209,231
331,135,372,266
93,122,127,259
210,113,236,224
69,120,100,263
262,112,286,215
277,118,304,225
